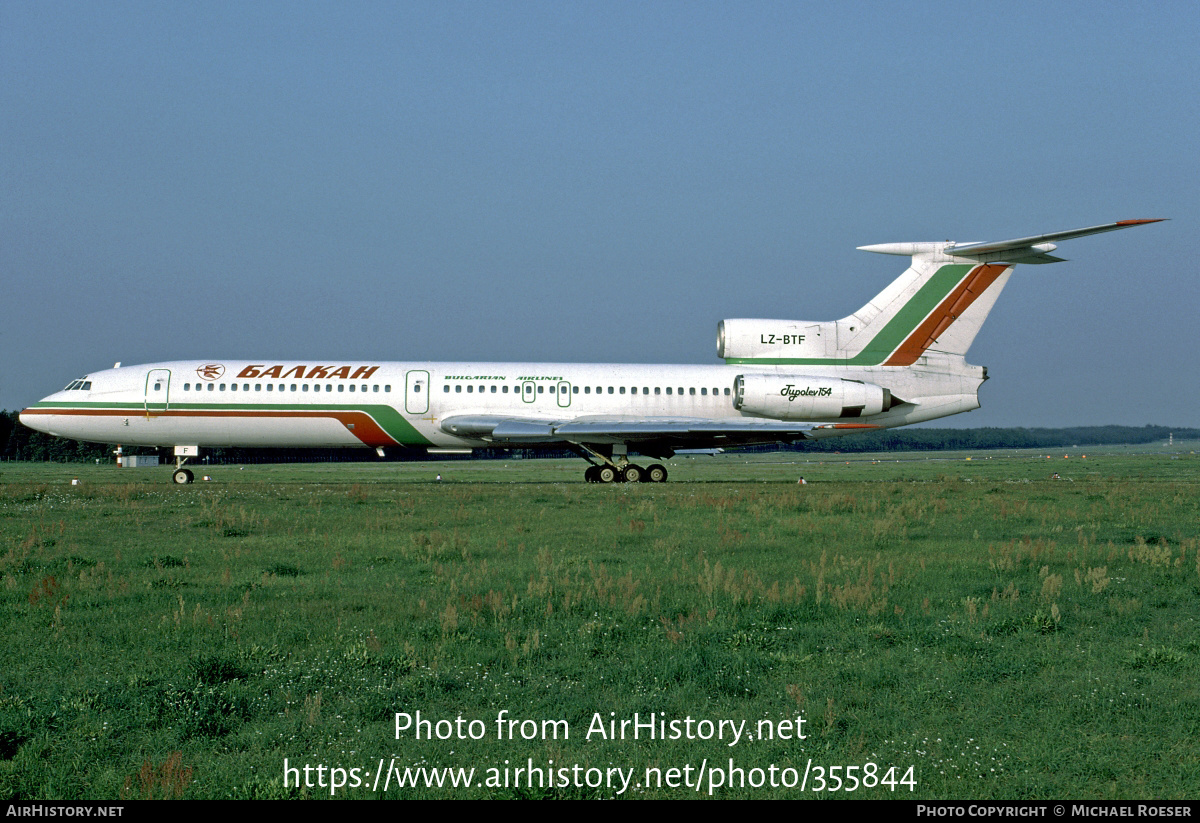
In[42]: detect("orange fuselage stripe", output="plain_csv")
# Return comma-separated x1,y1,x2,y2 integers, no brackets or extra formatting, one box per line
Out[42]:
20,407,400,448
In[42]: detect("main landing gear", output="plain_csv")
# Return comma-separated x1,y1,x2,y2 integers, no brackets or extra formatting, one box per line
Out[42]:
584,463,668,483
573,443,670,483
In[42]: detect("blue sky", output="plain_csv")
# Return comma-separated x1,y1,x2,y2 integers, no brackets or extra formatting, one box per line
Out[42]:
3,1,1196,426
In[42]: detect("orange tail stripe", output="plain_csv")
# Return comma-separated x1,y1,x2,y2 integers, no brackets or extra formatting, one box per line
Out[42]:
884,264,1009,366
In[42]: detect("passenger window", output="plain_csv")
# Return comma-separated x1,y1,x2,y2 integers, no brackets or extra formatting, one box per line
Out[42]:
467,385,474,393
503,386,509,393
183,383,190,391
537,385,544,394
642,387,648,395
619,387,625,394
456,385,462,393
266,384,273,392
666,387,672,395
572,386,579,394
338,384,344,392
491,386,497,393
724,387,730,395
302,384,308,392
689,388,695,396
348,384,354,392
701,388,707,396
608,387,613,394
444,385,450,392
385,385,391,392
255,384,261,392
231,384,238,391
655,387,661,395
585,386,591,394
549,386,555,393
208,383,215,391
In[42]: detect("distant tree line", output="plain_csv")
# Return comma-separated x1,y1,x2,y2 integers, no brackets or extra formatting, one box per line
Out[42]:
2,410,112,462
2,410,1195,464
773,424,1199,454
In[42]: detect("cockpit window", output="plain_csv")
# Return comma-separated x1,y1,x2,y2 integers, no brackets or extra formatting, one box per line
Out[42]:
63,379,91,391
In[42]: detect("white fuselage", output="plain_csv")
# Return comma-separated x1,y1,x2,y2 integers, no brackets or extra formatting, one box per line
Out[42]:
20,358,981,451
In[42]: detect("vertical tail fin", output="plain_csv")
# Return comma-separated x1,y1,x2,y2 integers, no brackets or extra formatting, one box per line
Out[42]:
833,252,1014,364
848,219,1165,364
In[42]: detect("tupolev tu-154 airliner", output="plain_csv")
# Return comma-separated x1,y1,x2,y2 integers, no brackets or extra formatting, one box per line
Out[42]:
20,219,1164,484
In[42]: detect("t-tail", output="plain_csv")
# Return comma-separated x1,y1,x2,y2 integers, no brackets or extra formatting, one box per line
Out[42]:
719,219,1165,368
721,219,1165,432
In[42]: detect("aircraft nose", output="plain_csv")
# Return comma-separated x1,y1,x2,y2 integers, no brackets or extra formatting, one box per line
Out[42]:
19,403,52,435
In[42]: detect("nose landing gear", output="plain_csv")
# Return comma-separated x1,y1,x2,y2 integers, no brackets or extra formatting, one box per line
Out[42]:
171,446,199,484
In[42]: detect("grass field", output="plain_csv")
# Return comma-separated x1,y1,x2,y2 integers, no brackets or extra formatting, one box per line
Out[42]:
1,444,1198,799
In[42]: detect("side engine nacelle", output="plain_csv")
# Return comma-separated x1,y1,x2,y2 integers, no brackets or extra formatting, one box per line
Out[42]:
734,374,891,420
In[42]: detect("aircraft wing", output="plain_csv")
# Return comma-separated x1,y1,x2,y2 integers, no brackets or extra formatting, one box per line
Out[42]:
440,414,841,451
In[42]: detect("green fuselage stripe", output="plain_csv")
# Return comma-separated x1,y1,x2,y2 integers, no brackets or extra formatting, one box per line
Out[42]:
26,401,433,447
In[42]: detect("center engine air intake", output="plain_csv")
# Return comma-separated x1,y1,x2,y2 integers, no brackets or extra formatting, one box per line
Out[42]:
734,374,892,420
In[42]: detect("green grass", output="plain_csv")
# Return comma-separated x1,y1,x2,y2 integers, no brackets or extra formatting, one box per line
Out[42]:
1,447,1198,798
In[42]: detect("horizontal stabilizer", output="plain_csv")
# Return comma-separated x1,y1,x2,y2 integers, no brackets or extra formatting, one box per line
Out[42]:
860,219,1165,264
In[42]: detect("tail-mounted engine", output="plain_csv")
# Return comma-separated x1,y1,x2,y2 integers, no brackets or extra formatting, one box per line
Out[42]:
734,374,892,420
718,319,830,360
